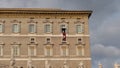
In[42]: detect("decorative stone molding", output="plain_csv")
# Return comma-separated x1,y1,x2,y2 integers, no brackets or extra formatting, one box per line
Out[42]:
27,18,37,23
11,20,21,23
44,43,54,46
59,18,69,24
76,43,85,47
60,41,69,45
44,44,54,49
0,34,90,37
43,18,53,23
27,42,38,45
74,18,84,24
27,37,38,45
0,57,92,60
11,42,21,45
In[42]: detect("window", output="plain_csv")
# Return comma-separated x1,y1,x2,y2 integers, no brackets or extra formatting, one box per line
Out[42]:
12,24,20,33
12,45,20,56
46,47,50,56
77,47,82,56
45,46,52,56
76,24,84,33
0,24,4,33
44,24,52,33
60,24,66,33
29,24,36,33
77,46,84,56
0,45,3,56
61,46,68,56
29,46,36,56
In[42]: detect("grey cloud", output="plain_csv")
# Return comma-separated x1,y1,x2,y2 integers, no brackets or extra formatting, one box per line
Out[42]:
92,44,120,68
92,13,120,48
92,44,120,59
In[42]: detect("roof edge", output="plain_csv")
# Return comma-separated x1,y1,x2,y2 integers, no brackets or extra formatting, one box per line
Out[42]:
0,8,92,18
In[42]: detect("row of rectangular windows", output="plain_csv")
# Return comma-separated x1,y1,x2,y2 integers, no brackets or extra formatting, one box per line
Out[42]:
0,45,84,57
0,24,84,34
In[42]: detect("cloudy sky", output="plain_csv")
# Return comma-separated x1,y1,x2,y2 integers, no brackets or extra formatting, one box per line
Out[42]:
0,0,120,68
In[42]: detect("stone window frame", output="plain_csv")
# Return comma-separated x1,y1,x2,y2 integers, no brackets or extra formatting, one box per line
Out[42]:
43,18,53,34
60,45,69,56
74,18,85,34
28,19,37,34
28,45,37,57
44,45,53,56
60,24,68,33
44,23,52,34
11,44,20,57
11,20,21,34
0,20,5,33
59,18,69,34
12,23,20,33
75,23,84,34
76,45,85,56
28,24,37,33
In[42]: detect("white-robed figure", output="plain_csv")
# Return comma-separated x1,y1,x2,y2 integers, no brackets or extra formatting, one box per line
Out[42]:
45,60,51,68
78,61,84,68
10,53,15,68
27,56,32,68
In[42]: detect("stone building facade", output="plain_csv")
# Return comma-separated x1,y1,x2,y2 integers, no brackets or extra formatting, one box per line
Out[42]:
0,8,92,68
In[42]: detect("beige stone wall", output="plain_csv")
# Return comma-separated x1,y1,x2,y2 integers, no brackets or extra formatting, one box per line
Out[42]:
0,9,92,68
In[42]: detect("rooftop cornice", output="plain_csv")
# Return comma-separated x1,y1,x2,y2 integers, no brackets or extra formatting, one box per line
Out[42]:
0,8,92,18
